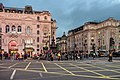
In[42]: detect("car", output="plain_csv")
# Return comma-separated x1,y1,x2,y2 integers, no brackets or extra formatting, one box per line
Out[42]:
98,51,109,57
112,52,120,57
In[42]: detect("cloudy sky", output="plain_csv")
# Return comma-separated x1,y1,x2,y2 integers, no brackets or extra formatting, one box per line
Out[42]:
0,0,120,37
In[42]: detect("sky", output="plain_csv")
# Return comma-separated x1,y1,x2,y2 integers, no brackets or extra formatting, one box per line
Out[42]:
0,0,120,37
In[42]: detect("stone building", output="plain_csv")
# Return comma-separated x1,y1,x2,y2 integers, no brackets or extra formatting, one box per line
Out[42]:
67,17,120,54
56,32,67,53
0,3,57,56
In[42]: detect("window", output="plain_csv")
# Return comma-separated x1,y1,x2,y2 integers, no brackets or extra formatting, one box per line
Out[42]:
53,31,54,35
6,25,10,33
37,30,39,35
37,44,39,48
37,37,39,42
44,16,47,20
12,25,16,32
44,33,47,35
18,26,22,32
37,49,39,51
37,16,39,20
26,26,31,34
37,25,39,28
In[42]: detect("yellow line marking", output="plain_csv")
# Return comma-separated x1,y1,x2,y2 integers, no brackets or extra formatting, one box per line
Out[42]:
69,63,110,78
29,68,44,69
8,63,18,68
41,62,48,72
54,63,75,75
46,68,62,69
109,75,120,77
105,65,120,68
25,62,31,70
86,64,120,74
10,67,120,80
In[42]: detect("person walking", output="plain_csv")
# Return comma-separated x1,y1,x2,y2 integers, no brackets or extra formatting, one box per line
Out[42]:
58,51,61,61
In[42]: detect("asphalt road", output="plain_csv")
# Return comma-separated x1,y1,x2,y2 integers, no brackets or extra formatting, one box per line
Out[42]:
0,59,120,80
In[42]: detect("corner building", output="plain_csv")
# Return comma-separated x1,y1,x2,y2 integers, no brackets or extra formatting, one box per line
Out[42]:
0,3,57,56
67,18,120,54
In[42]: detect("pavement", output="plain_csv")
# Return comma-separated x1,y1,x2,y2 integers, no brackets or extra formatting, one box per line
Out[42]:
0,57,120,80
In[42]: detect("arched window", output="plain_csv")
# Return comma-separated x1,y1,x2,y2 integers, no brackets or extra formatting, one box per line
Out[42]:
6,25,10,33
12,25,16,32
37,16,40,21
26,26,31,34
18,26,22,32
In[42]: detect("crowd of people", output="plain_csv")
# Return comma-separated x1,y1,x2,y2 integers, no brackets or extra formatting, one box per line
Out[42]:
0,50,114,62
0,52,28,61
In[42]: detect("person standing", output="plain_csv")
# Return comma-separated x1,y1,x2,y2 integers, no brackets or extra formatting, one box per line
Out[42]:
0,52,2,60
93,53,95,59
24,53,28,61
108,50,113,62
19,53,23,61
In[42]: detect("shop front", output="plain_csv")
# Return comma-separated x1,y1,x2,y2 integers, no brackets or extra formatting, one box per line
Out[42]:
8,40,18,55
23,47,34,57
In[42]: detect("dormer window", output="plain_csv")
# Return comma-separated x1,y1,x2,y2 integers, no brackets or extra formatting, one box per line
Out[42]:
44,16,47,20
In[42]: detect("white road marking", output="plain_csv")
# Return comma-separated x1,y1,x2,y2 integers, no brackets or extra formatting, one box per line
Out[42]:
25,62,31,70
41,62,48,72
8,63,18,68
39,73,43,77
10,70,16,80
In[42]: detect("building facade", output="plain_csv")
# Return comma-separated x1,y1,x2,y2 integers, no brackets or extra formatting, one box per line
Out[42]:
0,3,57,56
56,32,67,53
67,18,120,54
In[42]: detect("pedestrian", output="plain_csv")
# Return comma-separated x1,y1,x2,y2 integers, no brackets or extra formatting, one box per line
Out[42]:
108,50,113,62
58,51,61,61
37,53,41,61
93,53,95,59
24,53,28,61
19,53,23,61
50,52,54,61
79,53,82,60
65,53,68,60
0,52,2,60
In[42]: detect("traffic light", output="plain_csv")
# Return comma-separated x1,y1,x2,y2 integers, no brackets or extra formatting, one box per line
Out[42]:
110,37,115,46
